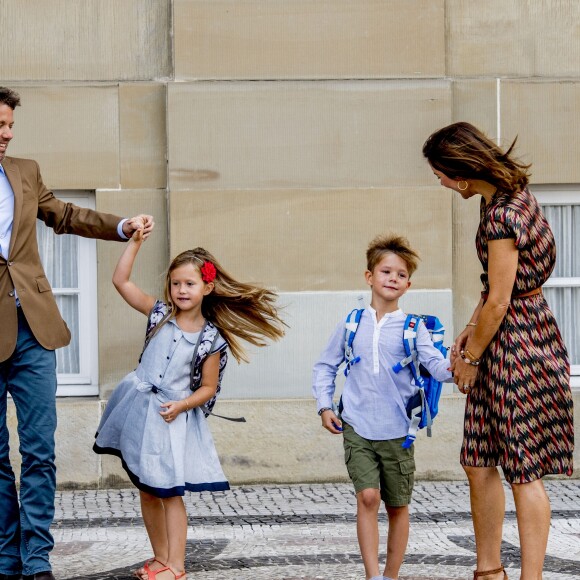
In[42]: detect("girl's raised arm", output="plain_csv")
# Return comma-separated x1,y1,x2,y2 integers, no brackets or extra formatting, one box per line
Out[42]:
112,230,157,315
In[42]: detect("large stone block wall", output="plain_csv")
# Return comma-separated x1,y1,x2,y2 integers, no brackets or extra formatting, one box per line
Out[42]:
169,188,453,291
0,0,171,81
1,0,579,484
167,81,451,190
446,1,580,78
173,0,446,80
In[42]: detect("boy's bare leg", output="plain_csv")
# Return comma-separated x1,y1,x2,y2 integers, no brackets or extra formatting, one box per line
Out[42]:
383,505,409,579
356,488,382,579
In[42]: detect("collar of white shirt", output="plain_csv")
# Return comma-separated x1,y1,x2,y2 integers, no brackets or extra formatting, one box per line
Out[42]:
366,305,404,324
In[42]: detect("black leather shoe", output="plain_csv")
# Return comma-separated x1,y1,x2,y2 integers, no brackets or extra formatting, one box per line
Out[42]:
0,574,22,580
22,573,55,580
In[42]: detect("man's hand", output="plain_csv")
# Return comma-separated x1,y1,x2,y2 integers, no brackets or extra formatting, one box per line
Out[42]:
123,214,155,240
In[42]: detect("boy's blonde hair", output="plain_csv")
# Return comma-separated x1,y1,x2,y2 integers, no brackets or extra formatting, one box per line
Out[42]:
366,234,420,277
162,247,286,363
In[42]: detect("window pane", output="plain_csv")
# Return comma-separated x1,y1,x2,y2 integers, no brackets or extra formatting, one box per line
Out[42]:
544,287,579,365
542,205,580,277
36,223,78,287
36,221,80,374
54,295,80,374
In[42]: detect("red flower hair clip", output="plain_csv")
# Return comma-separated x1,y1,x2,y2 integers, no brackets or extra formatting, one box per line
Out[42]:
200,261,217,283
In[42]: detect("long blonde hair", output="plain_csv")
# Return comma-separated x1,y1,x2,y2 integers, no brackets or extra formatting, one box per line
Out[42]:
422,121,531,195
163,248,285,363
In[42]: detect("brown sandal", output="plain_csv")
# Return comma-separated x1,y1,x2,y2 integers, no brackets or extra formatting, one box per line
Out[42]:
474,565,508,579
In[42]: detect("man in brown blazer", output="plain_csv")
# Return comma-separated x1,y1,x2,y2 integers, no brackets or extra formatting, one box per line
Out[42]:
0,88,154,580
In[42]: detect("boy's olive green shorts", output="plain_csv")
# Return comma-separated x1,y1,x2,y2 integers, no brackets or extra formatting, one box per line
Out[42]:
342,422,415,507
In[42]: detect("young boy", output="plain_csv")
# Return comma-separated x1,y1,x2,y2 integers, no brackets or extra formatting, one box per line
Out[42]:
312,234,452,580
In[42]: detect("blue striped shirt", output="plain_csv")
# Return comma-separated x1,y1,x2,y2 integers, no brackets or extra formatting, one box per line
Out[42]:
312,307,452,441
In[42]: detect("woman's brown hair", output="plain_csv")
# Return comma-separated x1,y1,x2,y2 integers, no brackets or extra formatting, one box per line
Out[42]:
163,248,285,363
422,122,531,195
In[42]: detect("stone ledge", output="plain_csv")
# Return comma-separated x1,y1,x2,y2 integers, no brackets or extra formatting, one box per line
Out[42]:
6,393,579,489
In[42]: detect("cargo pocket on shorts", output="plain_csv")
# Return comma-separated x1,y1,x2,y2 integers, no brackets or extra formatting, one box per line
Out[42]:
344,444,354,480
398,457,415,498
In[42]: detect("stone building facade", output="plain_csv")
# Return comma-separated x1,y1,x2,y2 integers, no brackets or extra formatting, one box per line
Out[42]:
2,0,579,486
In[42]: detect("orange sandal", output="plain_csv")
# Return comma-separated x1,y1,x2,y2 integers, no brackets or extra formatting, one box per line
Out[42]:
474,565,508,579
133,557,165,578
147,565,186,579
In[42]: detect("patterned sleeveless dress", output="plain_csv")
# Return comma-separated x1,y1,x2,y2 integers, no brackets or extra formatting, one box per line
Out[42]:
460,188,574,483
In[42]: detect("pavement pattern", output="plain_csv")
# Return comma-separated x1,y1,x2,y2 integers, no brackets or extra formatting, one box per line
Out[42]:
50,481,580,580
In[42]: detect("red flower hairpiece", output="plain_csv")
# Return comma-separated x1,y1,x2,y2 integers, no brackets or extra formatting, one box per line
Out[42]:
200,261,217,283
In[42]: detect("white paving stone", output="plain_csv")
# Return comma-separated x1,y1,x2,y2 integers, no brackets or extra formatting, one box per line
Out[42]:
47,481,580,579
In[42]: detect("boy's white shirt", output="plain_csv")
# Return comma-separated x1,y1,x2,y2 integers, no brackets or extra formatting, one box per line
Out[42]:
312,306,452,441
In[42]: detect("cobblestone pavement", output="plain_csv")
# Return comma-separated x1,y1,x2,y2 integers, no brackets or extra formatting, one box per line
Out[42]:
49,481,580,580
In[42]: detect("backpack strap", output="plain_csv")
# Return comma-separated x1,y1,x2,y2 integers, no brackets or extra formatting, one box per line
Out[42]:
392,314,425,388
402,387,425,448
424,314,445,349
190,322,246,423
139,301,171,363
402,387,434,448
409,314,445,439
393,314,435,448
343,308,364,376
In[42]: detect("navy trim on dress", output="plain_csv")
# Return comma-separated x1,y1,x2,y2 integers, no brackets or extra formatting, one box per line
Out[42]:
93,443,230,498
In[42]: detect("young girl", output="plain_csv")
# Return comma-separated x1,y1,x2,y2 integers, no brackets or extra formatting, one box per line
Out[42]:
93,230,285,580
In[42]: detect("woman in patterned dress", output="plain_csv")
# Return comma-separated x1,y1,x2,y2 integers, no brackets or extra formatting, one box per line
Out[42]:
423,122,574,580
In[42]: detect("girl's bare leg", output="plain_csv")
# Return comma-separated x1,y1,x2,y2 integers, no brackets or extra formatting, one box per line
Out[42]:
137,490,168,578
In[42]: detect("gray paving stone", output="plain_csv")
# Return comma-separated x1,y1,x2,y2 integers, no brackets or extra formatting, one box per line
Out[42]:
47,481,580,579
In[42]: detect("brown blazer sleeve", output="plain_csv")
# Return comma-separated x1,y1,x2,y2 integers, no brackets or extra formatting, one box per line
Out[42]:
35,162,124,240
0,157,127,361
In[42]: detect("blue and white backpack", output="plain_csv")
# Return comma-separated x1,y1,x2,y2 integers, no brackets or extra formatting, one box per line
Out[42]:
140,300,245,423
343,307,447,448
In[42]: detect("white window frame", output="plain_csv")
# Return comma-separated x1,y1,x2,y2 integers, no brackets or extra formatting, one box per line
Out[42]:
41,191,99,396
533,185,580,388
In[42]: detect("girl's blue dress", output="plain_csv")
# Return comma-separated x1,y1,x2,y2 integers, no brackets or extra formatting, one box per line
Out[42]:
94,318,229,497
